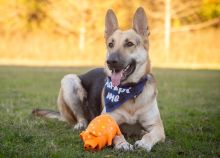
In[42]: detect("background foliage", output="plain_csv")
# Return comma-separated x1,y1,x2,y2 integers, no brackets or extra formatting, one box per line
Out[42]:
0,0,219,68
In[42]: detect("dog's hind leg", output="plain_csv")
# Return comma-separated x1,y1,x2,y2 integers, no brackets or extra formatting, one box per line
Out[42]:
57,88,76,124
59,74,88,131
32,86,77,123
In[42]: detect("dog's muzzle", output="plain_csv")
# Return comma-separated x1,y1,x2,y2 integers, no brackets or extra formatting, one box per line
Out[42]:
106,53,136,87
106,53,125,72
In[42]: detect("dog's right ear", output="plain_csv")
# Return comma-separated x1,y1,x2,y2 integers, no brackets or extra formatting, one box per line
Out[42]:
105,9,118,40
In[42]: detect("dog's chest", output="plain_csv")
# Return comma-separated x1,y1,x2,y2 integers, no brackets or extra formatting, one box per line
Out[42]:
121,99,145,124
103,98,144,125
115,81,156,125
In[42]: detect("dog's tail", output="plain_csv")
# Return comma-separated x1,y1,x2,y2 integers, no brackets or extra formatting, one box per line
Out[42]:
32,108,63,121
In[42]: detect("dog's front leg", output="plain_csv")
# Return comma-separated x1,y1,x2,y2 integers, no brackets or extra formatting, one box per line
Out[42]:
113,134,133,151
104,111,133,151
134,120,165,152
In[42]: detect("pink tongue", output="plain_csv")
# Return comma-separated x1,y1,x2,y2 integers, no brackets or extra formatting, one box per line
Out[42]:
111,71,123,87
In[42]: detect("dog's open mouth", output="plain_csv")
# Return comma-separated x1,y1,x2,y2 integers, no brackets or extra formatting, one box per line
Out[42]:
110,60,136,87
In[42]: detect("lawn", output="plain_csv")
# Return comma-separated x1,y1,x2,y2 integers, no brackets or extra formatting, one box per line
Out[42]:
0,66,219,158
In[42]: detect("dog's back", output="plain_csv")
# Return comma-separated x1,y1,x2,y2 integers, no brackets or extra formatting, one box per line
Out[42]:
79,68,106,120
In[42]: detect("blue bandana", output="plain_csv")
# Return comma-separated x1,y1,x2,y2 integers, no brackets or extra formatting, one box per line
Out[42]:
104,76,148,112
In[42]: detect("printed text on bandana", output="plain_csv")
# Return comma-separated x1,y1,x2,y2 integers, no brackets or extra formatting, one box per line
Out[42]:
104,76,147,112
105,81,131,102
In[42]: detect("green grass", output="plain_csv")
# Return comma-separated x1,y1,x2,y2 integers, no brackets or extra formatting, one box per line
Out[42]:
0,66,219,158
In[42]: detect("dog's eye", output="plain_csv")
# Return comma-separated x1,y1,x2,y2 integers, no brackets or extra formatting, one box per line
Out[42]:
108,42,114,48
125,42,134,47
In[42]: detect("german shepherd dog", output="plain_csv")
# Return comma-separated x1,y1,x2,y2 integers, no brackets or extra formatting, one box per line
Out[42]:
32,7,165,152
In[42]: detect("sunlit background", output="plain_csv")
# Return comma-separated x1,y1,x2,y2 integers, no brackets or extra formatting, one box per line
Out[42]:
0,0,219,69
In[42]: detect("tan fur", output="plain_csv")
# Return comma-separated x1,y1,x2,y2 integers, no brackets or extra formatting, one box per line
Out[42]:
33,74,88,131
58,74,88,130
57,88,76,124
32,109,61,120
145,58,151,74
32,7,165,152
102,7,165,152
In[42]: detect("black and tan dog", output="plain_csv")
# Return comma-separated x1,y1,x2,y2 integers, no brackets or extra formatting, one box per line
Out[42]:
33,7,165,152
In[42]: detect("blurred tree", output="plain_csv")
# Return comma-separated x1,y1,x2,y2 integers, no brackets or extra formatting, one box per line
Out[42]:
0,0,49,34
0,0,219,66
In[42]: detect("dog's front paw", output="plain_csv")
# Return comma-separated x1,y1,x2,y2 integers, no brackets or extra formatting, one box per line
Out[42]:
114,141,133,151
73,121,87,131
134,140,152,152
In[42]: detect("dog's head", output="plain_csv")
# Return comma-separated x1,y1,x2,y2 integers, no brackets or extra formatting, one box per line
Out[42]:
104,7,151,87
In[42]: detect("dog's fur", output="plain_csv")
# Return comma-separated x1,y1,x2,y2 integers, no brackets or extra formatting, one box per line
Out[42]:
32,7,165,152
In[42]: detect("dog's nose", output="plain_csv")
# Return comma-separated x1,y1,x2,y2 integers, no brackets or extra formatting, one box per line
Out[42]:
106,53,120,66
106,53,125,72
106,59,119,65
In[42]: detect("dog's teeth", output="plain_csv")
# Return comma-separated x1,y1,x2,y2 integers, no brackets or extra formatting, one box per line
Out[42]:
124,65,130,71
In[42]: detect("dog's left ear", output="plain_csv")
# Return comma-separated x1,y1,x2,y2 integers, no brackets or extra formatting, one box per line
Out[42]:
133,7,150,37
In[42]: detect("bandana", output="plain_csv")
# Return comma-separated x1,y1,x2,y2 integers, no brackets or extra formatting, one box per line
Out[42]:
104,76,148,112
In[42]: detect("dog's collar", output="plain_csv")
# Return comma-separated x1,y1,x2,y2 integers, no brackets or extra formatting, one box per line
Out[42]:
104,75,148,112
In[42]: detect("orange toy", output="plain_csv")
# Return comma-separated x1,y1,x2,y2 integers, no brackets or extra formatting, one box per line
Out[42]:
80,114,121,151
